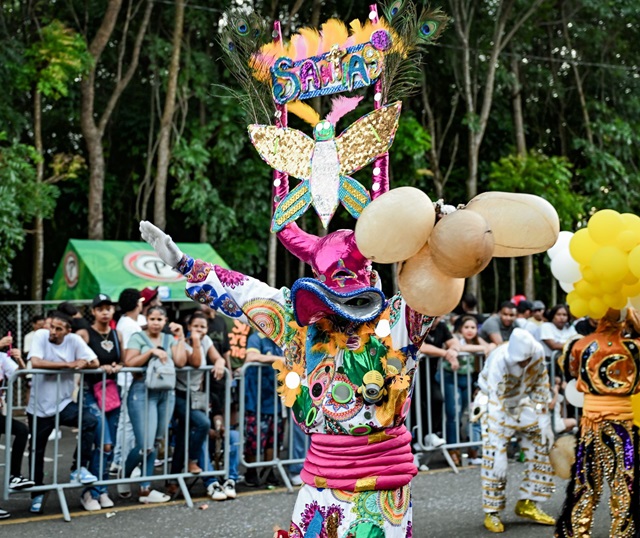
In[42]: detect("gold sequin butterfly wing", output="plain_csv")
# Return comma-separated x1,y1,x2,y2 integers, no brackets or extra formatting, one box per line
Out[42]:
335,101,402,175
248,125,314,179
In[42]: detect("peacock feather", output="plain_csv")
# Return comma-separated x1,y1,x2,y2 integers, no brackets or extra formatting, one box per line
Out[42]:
217,10,273,124
379,1,450,102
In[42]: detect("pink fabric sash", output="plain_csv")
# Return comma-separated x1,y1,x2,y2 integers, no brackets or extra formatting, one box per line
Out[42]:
300,425,417,491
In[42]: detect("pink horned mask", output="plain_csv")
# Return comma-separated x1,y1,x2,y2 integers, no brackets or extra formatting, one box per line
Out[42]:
279,224,385,326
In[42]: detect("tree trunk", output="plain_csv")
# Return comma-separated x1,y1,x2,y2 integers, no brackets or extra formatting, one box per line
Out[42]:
511,54,535,299
31,89,44,300
154,0,185,229
81,0,152,239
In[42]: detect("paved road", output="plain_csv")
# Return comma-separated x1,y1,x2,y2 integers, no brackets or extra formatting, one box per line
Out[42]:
0,461,614,537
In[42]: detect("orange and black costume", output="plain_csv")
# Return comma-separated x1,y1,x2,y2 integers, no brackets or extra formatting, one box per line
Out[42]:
556,310,640,538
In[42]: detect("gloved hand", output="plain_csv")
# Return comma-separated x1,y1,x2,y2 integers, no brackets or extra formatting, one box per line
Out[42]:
492,450,508,480
538,411,554,451
139,221,183,268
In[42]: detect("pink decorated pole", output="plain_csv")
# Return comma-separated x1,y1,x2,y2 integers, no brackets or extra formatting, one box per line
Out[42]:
272,20,290,215
369,3,389,199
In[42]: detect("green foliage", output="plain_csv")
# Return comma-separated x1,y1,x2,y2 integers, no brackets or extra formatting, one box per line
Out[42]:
21,20,93,99
0,134,60,282
487,150,583,228
388,112,432,188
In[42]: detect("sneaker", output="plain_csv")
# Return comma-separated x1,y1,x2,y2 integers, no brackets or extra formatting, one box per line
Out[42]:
289,474,303,487
419,464,430,472
222,479,237,499
98,493,114,508
9,475,35,490
109,463,121,477
70,467,98,485
47,429,61,442
423,433,446,448
80,491,101,512
154,459,163,467
484,512,504,533
207,482,227,501
470,457,483,465
243,469,259,487
0,508,10,519
30,494,45,514
514,499,555,526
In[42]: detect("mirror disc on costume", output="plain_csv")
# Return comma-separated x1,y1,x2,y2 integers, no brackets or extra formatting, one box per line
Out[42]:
309,359,334,403
305,407,318,427
350,424,372,436
332,382,354,404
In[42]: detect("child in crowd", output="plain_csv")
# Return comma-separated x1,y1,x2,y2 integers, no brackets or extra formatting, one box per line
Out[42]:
451,316,495,465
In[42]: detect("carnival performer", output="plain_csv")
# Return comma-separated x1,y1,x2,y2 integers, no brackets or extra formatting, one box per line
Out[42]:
140,220,431,537
478,327,556,533
555,308,640,538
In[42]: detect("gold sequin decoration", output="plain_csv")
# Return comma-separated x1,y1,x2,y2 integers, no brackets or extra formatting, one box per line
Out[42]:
342,181,368,205
354,477,377,492
248,125,314,179
275,196,309,225
335,101,402,174
314,476,328,488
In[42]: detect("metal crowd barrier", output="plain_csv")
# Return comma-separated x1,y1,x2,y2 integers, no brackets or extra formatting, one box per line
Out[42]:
237,362,308,493
2,365,231,521
1,347,579,522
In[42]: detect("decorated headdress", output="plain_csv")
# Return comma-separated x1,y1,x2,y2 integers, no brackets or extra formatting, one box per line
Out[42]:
220,3,560,324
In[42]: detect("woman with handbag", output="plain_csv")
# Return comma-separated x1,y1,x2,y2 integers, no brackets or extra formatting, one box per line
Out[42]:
81,294,124,511
123,305,186,503
166,311,228,499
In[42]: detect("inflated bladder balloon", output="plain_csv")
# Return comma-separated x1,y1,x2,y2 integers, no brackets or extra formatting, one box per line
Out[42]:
397,243,465,316
429,210,494,278
590,245,628,282
355,187,435,263
465,192,559,257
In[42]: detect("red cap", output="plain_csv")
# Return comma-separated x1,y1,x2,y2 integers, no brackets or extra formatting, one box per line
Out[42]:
511,294,527,306
140,287,159,303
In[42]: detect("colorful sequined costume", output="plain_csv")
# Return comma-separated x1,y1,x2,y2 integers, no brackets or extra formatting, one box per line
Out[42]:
175,228,433,537
555,311,640,538
478,329,555,518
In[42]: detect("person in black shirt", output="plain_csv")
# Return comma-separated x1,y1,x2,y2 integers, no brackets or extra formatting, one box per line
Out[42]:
416,317,461,450
81,294,123,511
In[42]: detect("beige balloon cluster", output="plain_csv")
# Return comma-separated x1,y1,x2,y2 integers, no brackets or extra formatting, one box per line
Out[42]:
355,189,560,316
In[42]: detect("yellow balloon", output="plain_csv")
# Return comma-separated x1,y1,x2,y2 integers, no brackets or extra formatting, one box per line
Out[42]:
622,281,640,298
621,213,640,235
568,296,589,318
603,292,627,309
589,296,608,318
587,209,624,245
616,229,640,252
590,246,628,282
600,279,622,294
580,265,597,283
623,272,639,285
569,229,599,265
629,246,640,279
574,279,599,297
633,394,640,428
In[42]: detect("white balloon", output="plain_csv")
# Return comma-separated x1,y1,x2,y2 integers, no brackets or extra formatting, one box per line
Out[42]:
564,379,584,408
559,280,575,293
548,231,574,260
550,249,581,283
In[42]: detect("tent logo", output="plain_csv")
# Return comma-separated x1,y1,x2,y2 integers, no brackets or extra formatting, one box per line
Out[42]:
123,251,184,282
64,251,79,288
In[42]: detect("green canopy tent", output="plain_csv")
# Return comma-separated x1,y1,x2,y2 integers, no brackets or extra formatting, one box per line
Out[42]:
46,239,227,301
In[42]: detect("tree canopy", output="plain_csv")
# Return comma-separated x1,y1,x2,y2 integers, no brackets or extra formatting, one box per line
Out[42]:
1,0,639,310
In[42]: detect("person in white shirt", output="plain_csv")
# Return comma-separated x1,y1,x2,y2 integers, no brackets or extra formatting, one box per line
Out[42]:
112,288,143,485
0,337,35,519
539,304,577,359
26,311,100,514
